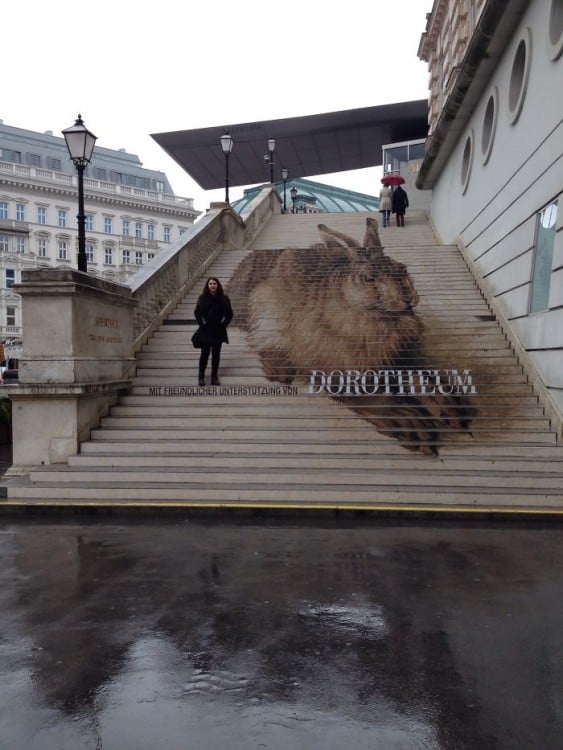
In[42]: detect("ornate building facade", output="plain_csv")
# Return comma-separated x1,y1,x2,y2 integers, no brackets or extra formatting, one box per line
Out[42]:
418,0,487,135
0,120,200,357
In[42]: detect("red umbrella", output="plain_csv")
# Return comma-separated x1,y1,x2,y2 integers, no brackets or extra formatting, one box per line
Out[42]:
381,173,405,186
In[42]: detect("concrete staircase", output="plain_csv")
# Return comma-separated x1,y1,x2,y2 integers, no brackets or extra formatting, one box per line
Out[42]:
3,211,563,513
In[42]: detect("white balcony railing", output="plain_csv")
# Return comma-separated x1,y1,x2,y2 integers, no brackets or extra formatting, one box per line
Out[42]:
0,160,195,212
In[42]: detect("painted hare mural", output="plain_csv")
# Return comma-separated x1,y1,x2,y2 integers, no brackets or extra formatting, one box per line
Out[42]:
228,217,474,454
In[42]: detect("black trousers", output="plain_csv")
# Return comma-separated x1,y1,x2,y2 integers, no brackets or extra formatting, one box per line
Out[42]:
199,341,222,376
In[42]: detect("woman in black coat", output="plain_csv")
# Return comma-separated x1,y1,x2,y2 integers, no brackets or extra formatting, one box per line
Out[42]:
392,185,409,227
194,277,233,386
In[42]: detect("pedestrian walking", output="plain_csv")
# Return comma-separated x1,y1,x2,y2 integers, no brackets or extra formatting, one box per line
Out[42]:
392,185,409,227
378,185,393,227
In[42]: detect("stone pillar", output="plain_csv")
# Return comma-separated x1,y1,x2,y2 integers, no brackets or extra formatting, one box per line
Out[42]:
5,268,136,471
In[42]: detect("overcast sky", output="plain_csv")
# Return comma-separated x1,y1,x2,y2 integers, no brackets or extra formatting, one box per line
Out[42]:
3,0,431,214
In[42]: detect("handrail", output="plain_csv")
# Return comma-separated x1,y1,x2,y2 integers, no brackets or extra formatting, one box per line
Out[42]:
125,186,280,359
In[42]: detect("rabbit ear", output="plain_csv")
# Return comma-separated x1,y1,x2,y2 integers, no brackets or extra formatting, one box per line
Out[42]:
317,224,361,249
363,217,384,253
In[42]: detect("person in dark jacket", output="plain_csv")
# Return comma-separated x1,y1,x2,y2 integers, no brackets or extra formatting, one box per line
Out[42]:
194,277,233,386
392,185,409,227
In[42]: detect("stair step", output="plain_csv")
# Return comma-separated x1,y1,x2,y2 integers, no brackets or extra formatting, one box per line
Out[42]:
78,439,562,457
28,466,563,491
68,453,563,473
107,404,546,420
6,484,561,508
99,416,552,431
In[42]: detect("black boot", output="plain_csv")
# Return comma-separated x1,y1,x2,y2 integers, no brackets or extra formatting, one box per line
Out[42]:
211,371,220,386
198,368,205,387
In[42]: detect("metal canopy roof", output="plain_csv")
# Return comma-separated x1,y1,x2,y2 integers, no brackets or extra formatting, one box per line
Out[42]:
151,100,428,190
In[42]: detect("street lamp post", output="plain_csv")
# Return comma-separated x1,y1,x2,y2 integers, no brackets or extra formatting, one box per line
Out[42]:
267,138,275,184
220,132,234,203
290,186,298,214
62,114,97,273
281,168,288,213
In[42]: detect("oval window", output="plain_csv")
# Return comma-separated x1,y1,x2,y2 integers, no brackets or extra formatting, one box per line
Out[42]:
481,88,498,165
508,28,532,124
461,130,474,195
548,0,563,60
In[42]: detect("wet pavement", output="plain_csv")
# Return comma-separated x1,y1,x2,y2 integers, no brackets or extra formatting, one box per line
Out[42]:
0,518,562,750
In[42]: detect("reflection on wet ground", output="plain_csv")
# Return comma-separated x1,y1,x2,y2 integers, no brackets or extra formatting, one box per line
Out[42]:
0,519,562,749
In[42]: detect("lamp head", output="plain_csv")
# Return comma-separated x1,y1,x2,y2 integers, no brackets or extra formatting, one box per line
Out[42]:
220,132,234,154
62,114,97,166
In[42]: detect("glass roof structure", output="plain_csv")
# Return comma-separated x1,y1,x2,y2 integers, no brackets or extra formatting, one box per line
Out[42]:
231,178,378,215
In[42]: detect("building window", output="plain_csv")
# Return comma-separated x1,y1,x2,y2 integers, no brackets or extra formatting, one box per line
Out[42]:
111,172,151,190
26,153,41,167
461,130,474,195
148,252,155,261
147,224,155,240
0,235,9,253
58,209,67,228
16,236,25,254
37,238,47,258
481,88,498,165
135,251,143,265
383,145,408,175
94,167,107,181
509,29,531,125
0,148,21,163
86,244,95,263
16,203,25,222
548,0,563,60
104,217,113,234
6,306,16,326
85,214,94,231
6,269,16,288
37,206,47,225
122,220,130,236
135,222,143,238
529,201,558,313
163,227,171,243
58,241,68,260
0,202,8,220
122,249,131,264
48,157,62,171
104,246,113,265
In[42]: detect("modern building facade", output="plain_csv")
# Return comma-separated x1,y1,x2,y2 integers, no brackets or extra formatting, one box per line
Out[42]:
0,120,200,357
417,0,563,418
